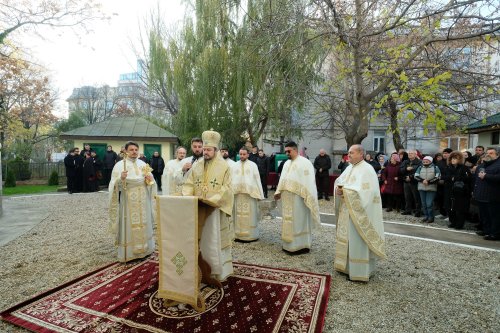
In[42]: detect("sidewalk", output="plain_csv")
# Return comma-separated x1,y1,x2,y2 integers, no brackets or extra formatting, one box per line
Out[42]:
0,196,49,247
319,213,500,251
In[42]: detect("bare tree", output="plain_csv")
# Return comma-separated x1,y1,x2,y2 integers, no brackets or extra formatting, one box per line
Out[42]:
0,0,107,45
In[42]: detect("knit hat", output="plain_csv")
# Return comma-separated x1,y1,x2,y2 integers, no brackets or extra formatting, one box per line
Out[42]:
423,156,433,163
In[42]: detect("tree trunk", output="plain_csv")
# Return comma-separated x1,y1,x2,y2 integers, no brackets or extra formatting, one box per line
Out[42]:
388,95,404,151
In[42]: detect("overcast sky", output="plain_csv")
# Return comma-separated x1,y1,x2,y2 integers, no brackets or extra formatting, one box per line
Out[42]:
19,0,184,117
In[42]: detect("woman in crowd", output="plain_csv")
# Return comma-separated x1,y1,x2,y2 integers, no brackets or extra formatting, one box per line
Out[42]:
382,153,403,212
443,151,472,230
415,156,441,223
365,153,381,172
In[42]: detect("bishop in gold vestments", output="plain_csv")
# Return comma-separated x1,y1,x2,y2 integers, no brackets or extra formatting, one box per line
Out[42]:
182,130,234,281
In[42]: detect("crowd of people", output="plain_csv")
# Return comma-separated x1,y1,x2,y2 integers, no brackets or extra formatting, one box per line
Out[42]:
352,145,500,241
64,144,167,193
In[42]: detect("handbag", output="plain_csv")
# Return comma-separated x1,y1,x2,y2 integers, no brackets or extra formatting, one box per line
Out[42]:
452,180,465,192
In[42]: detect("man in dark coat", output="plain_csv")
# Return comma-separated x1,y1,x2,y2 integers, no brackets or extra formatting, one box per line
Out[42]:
473,147,500,240
400,150,422,217
80,144,94,158
73,147,84,193
249,145,259,163
103,145,118,186
436,148,452,217
82,152,98,192
255,149,270,198
314,149,332,200
63,148,78,194
150,151,165,191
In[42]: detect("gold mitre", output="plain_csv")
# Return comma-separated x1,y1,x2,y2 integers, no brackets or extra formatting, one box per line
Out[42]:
202,129,221,148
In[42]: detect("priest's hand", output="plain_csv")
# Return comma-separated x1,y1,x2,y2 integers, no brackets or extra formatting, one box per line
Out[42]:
145,174,154,184
121,170,128,180
182,162,192,172
274,193,281,200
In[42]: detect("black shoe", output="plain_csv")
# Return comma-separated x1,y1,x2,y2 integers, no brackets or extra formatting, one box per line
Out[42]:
484,235,500,241
283,248,310,255
318,196,323,200
476,231,486,236
324,197,330,201
422,218,428,223
427,218,434,223
401,211,412,215
386,208,393,212
414,212,421,217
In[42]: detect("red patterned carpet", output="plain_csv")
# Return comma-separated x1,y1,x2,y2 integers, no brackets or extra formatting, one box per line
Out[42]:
1,253,330,332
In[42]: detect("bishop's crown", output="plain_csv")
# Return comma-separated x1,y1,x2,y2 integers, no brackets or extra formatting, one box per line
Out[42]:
202,129,221,148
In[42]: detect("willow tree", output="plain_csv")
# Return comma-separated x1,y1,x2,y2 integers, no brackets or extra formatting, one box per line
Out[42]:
148,0,322,146
309,0,499,146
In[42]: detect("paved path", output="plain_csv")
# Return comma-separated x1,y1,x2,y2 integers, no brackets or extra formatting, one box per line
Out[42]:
0,196,49,247
318,213,500,252
1,194,498,252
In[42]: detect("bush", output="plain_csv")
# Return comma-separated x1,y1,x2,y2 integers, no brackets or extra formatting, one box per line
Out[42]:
4,169,16,187
48,170,59,186
7,158,31,180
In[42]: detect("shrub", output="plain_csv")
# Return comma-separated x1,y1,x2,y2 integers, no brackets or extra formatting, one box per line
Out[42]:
48,170,59,186
4,169,16,187
7,158,31,180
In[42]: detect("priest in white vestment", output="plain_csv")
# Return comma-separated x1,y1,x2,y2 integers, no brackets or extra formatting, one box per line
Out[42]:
108,141,156,262
174,138,204,187
274,141,320,254
220,146,236,168
183,130,234,282
161,146,187,195
334,144,386,282
232,147,264,241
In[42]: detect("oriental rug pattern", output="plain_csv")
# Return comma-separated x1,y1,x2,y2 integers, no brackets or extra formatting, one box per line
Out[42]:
1,254,330,333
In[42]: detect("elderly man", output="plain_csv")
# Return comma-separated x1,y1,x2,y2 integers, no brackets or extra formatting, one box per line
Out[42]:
232,147,264,241
400,150,422,217
334,144,386,282
161,146,187,195
274,141,320,254
108,141,156,262
314,149,332,200
473,147,500,241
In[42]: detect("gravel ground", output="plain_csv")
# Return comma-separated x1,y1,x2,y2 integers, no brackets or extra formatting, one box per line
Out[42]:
0,192,499,333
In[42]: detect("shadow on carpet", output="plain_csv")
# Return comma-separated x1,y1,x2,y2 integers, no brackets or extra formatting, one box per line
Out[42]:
1,254,330,332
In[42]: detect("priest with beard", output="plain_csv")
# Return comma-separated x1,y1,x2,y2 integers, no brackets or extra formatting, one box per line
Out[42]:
220,146,236,168
108,141,156,262
274,141,320,255
182,130,234,282
232,146,264,242
333,144,386,282
161,146,187,195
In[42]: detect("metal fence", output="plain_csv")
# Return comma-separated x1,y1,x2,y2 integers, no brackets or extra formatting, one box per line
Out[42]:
2,161,66,180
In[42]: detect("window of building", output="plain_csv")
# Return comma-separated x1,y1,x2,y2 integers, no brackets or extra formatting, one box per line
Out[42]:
440,136,468,151
492,131,499,145
373,131,385,153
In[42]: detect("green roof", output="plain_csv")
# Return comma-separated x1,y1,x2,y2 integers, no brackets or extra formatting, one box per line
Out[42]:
60,117,178,142
466,112,500,133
